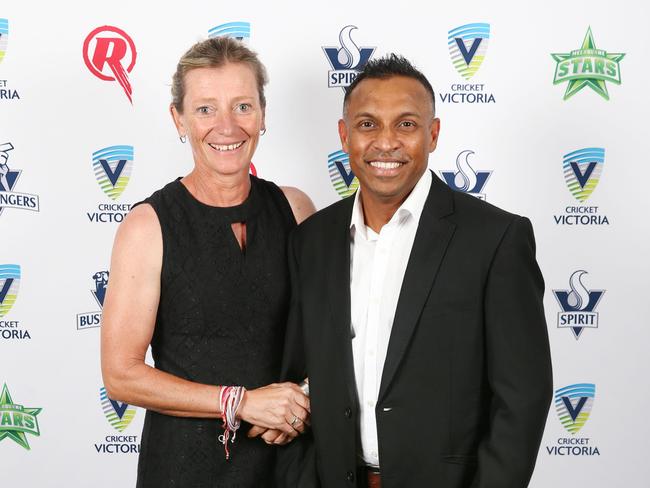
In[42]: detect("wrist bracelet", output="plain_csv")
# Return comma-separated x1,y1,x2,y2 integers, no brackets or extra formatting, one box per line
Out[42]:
218,385,246,460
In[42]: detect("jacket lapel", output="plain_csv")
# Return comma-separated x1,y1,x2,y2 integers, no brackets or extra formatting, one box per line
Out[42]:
326,196,358,403
378,173,456,402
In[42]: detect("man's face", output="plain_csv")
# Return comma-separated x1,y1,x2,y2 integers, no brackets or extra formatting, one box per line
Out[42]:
338,75,440,206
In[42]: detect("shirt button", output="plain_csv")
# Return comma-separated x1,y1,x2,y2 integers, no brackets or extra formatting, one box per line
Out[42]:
371,450,378,458
346,470,355,483
344,407,352,419
367,400,375,408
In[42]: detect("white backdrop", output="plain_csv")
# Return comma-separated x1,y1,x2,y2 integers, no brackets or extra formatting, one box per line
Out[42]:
1,0,649,486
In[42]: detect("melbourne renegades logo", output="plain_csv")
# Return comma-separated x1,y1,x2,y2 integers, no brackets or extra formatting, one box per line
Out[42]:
83,26,137,104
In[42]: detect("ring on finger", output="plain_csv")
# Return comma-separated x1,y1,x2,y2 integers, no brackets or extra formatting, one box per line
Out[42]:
290,416,299,426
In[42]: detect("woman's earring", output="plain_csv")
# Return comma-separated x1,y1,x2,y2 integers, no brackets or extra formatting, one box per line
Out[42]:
260,128,266,136
179,135,187,143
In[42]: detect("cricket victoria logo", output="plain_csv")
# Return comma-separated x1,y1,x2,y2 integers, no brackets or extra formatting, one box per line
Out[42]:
554,147,609,226
440,23,495,104
87,145,134,223
546,383,600,456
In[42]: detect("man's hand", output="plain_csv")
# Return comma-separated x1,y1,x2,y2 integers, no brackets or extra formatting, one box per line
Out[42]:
248,426,294,445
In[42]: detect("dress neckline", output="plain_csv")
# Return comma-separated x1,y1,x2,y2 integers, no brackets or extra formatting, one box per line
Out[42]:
174,175,261,223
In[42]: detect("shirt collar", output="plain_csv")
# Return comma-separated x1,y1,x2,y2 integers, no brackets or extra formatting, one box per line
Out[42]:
350,169,432,239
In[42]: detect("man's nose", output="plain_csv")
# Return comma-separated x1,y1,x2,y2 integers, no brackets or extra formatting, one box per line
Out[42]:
372,126,401,152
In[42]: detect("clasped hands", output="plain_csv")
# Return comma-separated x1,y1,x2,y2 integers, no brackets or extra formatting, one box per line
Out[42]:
236,382,310,446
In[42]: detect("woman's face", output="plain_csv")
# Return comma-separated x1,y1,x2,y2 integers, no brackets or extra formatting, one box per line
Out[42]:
172,63,264,178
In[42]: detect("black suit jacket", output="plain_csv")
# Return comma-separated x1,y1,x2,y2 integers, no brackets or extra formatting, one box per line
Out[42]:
277,172,552,488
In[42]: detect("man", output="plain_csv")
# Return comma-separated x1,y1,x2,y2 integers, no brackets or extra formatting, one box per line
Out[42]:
277,54,552,488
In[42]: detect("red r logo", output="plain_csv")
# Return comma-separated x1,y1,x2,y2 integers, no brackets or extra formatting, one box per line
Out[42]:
83,26,137,104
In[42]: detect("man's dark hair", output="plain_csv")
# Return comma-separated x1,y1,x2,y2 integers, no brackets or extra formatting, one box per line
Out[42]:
343,53,436,117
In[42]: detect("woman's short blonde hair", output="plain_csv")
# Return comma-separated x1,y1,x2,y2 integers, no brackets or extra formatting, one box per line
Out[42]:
171,37,268,113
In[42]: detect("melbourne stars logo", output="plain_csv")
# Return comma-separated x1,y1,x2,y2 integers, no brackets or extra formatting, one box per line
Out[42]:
546,383,600,456
553,270,605,339
440,150,492,200
95,386,139,454
0,142,40,218
328,149,358,199
0,264,31,341
83,25,137,104
440,23,495,104
552,27,625,101
554,147,609,226
0,18,20,101
87,145,134,224
76,270,109,330
208,21,250,41
0,383,42,450
323,25,375,89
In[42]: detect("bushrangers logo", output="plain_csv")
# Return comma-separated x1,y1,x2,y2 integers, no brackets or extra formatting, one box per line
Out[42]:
555,383,595,434
328,150,358,199
92,145,134,200
563,147,604,202
0,142,40,217
553,270,604,339
440,150,491,200
76,271,109,330
208,22,250,41
83,26,137,104
323,25,375,88
0,384,42,450
0,264,20,318
0,18,8,64
448,23,490,79
100,386,136,432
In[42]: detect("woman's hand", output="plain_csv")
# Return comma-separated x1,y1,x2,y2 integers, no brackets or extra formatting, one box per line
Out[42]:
237,382,310,438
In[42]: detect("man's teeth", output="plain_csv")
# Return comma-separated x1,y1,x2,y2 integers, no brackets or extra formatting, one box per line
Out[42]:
369,161,401,169
209,141,244,151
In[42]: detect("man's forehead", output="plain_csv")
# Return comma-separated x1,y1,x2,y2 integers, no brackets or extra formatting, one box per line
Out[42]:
346,76,431,115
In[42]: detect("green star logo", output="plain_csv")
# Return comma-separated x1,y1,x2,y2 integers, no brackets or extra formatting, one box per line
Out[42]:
0,383,42,450
552,27,625,100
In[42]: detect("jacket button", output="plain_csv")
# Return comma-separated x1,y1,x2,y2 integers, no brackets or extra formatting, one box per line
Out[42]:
344,407,352,418
346,470,355,482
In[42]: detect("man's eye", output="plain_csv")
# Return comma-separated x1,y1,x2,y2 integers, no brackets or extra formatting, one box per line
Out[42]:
400,121,415,128
360,121,374,128
197,106,211,115
236,103,252,113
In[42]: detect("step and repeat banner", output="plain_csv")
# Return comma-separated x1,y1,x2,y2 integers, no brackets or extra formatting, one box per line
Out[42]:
1,1,649,486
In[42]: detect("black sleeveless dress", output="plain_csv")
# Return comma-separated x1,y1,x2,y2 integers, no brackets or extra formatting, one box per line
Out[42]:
135,176,296,488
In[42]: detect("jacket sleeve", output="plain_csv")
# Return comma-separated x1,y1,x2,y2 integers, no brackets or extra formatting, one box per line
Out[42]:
473,216,553,488
275,232,321,488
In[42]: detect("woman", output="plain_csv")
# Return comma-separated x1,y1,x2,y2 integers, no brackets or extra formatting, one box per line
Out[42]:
100,37,315,487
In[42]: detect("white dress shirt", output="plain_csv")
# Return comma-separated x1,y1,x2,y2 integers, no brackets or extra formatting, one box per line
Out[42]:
349,170,432,467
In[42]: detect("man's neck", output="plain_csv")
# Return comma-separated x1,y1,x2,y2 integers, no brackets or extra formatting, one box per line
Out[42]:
360,192,407,234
